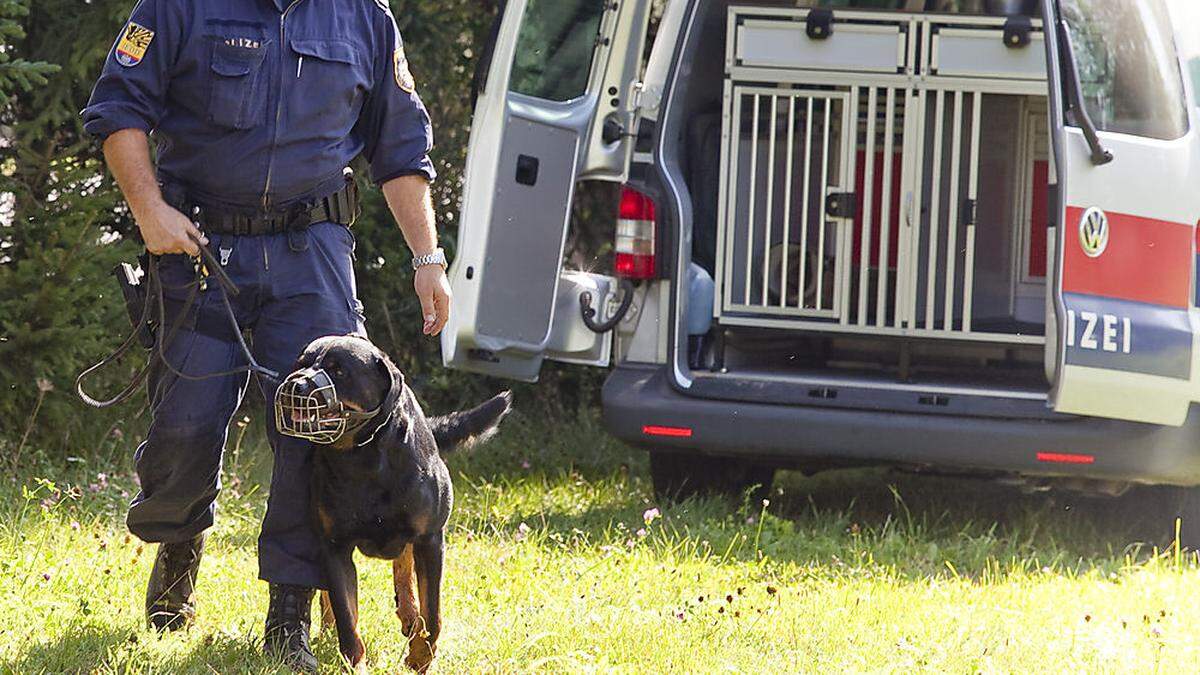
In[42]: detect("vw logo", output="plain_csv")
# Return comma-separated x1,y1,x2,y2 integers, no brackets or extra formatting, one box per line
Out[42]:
1079,207,1109,258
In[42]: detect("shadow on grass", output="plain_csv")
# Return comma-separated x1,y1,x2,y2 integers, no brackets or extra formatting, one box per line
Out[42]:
13,404,1180,598
479,463,1178,580
789,468,1177,553
447,408,1175,579
0,624,287,674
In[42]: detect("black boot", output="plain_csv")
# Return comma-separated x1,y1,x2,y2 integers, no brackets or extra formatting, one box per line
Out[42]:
264,584,318,674
145,533,205,632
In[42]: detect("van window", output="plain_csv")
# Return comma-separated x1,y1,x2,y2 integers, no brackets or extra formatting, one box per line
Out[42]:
509,0,607,102
1061,0,1188,140
1190,58,1200,108
1169,0,1200,108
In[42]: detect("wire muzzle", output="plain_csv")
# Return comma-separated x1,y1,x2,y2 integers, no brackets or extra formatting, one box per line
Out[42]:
274,368,380,444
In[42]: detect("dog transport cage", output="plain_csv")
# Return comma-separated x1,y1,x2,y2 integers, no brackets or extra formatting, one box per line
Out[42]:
715,6,1051,345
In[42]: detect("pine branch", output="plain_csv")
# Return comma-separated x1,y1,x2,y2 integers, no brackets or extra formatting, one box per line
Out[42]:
0,0,60,105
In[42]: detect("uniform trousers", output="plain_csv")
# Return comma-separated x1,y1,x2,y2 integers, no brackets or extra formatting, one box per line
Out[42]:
127,221,363,589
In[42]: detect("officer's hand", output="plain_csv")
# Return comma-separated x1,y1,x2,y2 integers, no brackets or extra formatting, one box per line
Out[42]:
414,265,451,336
137,200,208,257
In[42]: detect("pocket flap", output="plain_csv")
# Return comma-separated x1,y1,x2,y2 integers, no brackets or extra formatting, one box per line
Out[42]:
211,42,267,77
290,38,359,65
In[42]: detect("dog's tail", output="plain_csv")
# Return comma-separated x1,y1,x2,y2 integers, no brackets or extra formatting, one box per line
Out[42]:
430,391,513,454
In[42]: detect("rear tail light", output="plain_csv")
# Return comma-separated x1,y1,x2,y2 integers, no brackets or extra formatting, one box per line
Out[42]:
643,424,692,438
615,186,657,279
1036,452,1095,465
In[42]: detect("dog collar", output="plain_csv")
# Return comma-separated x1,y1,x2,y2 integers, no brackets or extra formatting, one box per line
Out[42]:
355,409,394,447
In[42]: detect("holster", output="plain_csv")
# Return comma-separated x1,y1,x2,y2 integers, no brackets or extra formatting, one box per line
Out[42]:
115,255,156,349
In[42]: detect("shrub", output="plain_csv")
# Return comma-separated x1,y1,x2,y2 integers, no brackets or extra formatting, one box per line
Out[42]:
1,0,612,464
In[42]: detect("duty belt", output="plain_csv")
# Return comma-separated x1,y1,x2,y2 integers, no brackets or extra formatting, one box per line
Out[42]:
166,179,360,236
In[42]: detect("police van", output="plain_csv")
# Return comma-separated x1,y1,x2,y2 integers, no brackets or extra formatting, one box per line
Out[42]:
442,0,1200,537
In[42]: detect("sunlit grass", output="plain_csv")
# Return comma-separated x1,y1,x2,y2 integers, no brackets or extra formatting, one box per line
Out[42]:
2,407,1198,672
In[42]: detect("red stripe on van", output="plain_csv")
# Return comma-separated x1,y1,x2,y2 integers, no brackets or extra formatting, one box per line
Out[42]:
1061,206,1193,308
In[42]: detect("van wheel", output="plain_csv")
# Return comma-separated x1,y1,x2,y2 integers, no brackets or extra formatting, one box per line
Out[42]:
648,451,775,503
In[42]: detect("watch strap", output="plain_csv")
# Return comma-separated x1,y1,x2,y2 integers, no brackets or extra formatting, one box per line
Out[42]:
412,247,447,271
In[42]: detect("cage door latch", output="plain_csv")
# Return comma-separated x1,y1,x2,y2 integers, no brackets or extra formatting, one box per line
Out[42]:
825,191,857,219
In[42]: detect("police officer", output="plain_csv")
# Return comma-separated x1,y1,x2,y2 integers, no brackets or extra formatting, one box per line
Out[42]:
82,0,449,670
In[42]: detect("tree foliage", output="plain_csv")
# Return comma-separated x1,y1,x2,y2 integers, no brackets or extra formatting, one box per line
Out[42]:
2,0,614,462
1,0,134,459
0,0,596,459
0,0,58,105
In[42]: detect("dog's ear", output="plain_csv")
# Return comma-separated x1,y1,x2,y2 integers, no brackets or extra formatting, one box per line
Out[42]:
373,349,404,411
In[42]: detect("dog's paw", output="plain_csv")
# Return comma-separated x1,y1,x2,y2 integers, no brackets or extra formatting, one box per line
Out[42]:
340,636,366,670
404,636,436,673
396,608,419,637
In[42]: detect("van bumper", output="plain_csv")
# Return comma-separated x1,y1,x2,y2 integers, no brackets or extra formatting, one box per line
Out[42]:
601,365,1200,486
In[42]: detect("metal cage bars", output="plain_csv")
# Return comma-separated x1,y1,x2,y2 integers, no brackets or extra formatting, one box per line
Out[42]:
717,80,1043,346
714,10,1048,346
719,86,852,320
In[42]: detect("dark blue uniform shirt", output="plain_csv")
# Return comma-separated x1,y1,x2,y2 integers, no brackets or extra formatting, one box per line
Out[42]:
83,0,435,212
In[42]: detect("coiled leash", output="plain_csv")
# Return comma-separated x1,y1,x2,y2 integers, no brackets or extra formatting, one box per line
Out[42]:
76,233,280,409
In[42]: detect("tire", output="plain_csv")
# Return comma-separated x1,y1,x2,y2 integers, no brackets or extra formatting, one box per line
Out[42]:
648,450,775,503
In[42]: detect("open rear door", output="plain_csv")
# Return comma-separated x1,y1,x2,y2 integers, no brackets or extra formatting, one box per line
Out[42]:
1048,0,1200,425
441,0,652,381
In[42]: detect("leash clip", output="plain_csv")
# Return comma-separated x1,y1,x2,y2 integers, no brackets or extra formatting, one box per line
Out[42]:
193,256,209,292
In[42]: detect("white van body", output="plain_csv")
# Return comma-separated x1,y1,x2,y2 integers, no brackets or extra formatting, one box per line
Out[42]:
443,0,1200,520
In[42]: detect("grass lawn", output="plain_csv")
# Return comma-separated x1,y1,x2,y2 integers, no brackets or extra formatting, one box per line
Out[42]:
2,406,1199,673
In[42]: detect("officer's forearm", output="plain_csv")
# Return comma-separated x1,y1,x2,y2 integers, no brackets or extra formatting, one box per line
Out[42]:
103,128,167,222
103,128,206,255
381,175,437,257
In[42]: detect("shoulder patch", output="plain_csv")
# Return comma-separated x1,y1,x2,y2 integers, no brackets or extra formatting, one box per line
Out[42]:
368,0,415,92
115,22,155,67
394,45,415,93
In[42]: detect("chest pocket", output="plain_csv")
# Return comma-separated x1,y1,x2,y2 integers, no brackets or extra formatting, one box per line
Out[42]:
290,39,368,112
207,41,270,130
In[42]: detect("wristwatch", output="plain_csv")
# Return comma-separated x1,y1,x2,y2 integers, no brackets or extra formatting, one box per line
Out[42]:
411,247,447,271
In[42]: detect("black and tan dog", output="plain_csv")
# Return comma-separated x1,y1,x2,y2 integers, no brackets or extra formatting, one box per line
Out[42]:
278,334,511,671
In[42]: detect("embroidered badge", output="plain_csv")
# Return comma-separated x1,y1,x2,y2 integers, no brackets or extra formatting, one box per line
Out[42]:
115,22,155,67
394,46,415,93
224,37,262,50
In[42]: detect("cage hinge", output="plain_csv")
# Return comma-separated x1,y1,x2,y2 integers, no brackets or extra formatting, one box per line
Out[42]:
806,8,833,40
1003,16,1033,49
961,199,977,227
